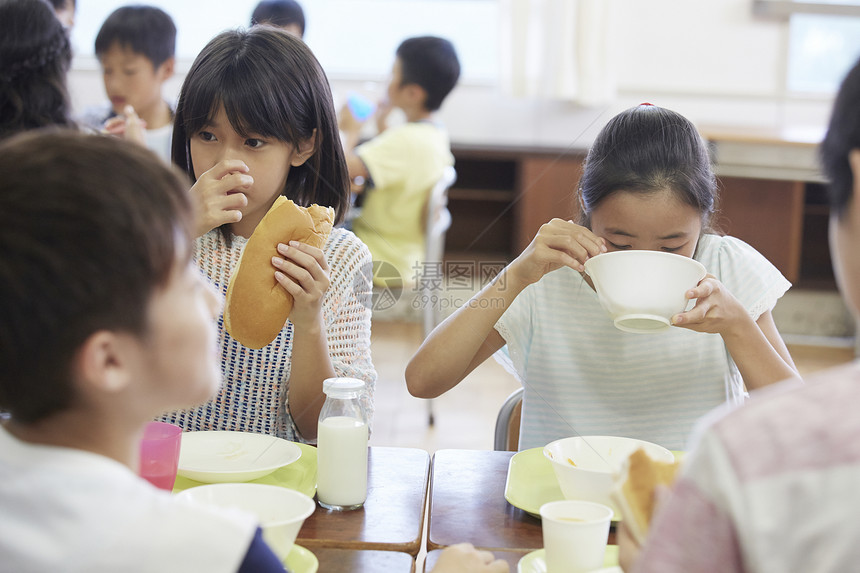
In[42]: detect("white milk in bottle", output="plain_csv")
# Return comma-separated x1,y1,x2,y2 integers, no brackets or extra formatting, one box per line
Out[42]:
316,378,368,510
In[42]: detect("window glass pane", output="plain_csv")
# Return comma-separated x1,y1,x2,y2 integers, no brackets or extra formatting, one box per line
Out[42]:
787,13,860,92
70,0,498,83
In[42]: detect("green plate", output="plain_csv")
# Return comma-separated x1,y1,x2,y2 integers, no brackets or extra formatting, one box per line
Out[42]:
173,442,317,498
517,545,620,573
504,447,564,518
284,544,318,573
504,447,685,519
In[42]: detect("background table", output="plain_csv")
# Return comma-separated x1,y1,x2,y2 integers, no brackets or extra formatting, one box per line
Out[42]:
311,548,414,572
297,446,430,556
427,449,543,552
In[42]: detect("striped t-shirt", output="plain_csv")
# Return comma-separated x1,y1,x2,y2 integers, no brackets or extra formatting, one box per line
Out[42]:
494,234,791,451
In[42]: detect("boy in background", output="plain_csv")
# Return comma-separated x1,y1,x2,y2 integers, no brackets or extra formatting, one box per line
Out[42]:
47,0,75,29
250,0,305,38
340,36,460,287
80,5,176,162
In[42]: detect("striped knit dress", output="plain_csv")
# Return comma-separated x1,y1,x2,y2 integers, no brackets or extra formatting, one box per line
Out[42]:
160,226,376,443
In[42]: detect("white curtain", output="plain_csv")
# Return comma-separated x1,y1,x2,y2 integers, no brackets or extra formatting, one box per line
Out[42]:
499,0,617,106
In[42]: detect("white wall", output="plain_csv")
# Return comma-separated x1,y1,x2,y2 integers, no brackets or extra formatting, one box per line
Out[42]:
67,0,836,151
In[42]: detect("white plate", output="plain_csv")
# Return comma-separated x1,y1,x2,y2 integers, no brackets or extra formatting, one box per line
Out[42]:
518,546,620,573
177,431,301,483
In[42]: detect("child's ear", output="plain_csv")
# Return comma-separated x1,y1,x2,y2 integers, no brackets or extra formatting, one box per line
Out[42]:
157,56,176,82
405,84,428,110
290,129,318,167
75,331,134,395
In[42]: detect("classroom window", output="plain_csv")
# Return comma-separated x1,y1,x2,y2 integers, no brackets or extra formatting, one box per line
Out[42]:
69,0,500,84
754,0,860,93
786,13,860,93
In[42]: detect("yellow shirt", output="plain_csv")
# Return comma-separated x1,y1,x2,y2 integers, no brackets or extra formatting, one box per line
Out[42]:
353,122,454,287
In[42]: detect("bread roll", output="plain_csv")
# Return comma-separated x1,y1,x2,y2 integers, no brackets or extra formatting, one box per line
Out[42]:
224,196,334,349
610,448,681,545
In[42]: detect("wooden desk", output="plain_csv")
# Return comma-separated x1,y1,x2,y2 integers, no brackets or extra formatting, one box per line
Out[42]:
312,548,414,572
297,446,430,556
427,449,543,553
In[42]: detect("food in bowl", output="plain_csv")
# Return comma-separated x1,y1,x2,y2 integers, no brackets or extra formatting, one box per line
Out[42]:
543,436,674,514
176,483,315,560
583,250,707,334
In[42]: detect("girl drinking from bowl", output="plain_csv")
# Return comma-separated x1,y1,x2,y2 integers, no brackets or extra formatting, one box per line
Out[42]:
159,27,375,442
406,104,798,451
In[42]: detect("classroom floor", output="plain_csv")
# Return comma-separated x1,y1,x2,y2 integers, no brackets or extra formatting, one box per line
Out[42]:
367,320,857,454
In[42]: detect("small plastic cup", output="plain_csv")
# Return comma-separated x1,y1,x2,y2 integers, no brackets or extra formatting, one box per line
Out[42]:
540,499,613,573
138,421,182,491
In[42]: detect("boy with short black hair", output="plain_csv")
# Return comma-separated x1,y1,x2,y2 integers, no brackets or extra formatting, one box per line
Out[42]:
250,0,305,38
80,5,176,162
340,35,460,287
0,130,285,572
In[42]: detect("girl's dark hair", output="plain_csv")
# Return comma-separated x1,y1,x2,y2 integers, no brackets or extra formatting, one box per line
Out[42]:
172,27,349,241
0,129,193,424
577,105,718,230
821,56,860,219
0,0,74,139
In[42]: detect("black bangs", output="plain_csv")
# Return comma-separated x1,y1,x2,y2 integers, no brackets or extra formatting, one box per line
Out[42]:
180,46,297,145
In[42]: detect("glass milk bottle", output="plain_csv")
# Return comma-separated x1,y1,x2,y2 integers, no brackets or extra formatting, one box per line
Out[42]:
316,377,368,510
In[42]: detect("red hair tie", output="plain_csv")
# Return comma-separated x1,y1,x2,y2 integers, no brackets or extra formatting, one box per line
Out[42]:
639,102,654,106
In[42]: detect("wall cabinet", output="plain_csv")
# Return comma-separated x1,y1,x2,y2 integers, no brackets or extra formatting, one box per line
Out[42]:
447,141,832,287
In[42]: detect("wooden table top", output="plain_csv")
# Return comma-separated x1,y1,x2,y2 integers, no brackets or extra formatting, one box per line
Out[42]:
311,548,414,572
297,446,430,556
427,449,543,553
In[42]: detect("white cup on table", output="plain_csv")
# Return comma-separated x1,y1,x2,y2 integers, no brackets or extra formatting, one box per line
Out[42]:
540,499,613,573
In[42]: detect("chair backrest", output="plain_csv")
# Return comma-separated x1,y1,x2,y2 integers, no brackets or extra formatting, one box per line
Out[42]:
424,165,457,259
494,387,524,451
422,165,457,338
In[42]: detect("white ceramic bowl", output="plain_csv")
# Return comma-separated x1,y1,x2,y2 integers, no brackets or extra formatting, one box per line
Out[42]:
177,431,302,483
543,436,674,514
583,250,707,334
177,483,315,560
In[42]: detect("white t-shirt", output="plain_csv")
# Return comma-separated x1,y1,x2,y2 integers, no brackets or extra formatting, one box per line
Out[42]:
495,234,791,451
143,122,174,164
353,122,454,286
0,426,258,572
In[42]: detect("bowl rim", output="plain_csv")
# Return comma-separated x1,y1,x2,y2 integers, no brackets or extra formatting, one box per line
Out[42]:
583,249,707,277
176,482,316,525
542,435,674,475
177,430,302,479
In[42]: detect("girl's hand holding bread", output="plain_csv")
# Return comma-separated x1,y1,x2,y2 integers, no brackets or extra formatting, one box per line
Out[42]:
273,241,331,332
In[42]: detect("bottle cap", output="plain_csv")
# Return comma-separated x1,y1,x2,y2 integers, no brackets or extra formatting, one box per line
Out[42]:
323,377,366,396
